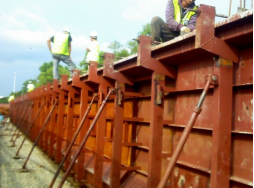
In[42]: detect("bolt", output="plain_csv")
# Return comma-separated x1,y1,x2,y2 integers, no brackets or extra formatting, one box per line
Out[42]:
212,75,218,82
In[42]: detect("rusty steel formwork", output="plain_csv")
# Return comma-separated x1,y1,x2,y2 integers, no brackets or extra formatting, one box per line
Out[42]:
9,5,253,188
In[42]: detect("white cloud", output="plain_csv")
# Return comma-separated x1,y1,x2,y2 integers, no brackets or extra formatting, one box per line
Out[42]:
0,8,56,46
122,0,167,22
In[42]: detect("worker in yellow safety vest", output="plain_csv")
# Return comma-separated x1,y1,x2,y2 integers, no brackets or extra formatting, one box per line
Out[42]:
86,31,100,63
151,0,197,42
47,28,76,80
27,81,35,92
8,95,14,103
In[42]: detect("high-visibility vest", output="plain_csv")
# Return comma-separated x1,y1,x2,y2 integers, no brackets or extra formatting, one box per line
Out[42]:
52,33,70,56
8,95,14,102
27,84,35,92
86,41,100,62
173,0,197,26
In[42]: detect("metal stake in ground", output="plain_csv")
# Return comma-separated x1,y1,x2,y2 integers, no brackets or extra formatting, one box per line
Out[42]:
11,103,33,147
49,94,98,188
157,74,218,188
9,103,30,142
20,100,58,172
9,105,23,135
13,102,45,159
56,89,115,188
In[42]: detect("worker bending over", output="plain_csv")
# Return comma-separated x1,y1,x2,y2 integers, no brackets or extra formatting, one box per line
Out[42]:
47,28,76,80
86,31,100,63
151,0,197,42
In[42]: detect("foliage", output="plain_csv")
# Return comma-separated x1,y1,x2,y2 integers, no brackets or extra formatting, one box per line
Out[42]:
108,23,151,58
37,62,69,86
0,97,8,104
140,23,151,36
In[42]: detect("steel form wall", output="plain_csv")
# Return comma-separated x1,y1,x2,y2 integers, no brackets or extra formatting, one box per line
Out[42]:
9,5,253,188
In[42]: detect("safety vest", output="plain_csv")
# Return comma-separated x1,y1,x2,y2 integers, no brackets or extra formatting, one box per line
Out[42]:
8,95,14,102
27,84,35,92
86,41,100,62
173,0,197,26
52,33,70,56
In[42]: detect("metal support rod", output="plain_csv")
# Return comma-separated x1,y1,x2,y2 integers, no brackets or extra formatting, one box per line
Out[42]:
10,104,30,141
9,105,22,135
229,0,232,16
57,89,114,188
14,102,45,158
9,105,16,123
48,94,98,188
21,100,58,170
12,104,33,145
157,76,214,188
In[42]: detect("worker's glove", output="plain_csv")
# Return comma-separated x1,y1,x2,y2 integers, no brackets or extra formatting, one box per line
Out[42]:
180,26,191,36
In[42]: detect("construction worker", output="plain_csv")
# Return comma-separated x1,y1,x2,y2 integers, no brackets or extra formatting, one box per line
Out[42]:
47,28,76,80
86,31,100,63
151,0,197,42
8,95,14,103
27,81,35,92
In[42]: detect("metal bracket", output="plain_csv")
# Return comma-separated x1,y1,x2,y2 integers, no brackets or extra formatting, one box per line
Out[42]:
117,89,123,106
205,74,218,85
155,84,162,105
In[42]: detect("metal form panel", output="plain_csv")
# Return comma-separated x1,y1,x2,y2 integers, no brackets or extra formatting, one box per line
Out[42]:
9,5,252,188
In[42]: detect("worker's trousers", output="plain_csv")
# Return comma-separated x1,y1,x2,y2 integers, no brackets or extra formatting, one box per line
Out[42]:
151,16,179,42
52,54,76,79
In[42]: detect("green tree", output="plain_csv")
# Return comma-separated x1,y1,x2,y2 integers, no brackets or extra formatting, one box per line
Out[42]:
108,23,151,57
0,97,8,104
37,62,69,86
140,23,151,36
108,41,130,60
127,23,151,54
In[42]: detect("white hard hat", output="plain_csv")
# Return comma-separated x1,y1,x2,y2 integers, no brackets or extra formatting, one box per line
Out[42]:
90,31,98,38
63,28,70,33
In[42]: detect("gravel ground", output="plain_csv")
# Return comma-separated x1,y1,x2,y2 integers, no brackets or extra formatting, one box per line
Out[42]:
0,123,76,188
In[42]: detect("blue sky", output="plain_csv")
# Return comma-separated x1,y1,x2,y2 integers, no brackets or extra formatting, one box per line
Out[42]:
0,0,252,97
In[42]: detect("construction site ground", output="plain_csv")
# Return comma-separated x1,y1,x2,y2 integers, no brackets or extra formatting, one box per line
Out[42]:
0,123,77,188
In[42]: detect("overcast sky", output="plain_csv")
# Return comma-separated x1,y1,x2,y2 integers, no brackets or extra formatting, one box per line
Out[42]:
0,0,252,97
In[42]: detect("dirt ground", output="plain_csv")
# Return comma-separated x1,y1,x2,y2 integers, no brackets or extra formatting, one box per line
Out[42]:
0,123,76,188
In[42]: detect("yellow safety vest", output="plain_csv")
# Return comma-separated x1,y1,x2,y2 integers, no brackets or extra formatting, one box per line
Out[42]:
8,95,14,102
86,41,100,62
27,84,35,92
173,0,197,26
52,33,70,56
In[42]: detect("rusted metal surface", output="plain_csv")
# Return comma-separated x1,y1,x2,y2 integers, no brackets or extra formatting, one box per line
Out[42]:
9,5,252,188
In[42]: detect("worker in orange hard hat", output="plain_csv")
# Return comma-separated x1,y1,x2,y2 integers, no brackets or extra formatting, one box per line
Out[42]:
151,0,197,43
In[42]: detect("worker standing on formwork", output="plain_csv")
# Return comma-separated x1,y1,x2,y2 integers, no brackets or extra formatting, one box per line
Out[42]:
86,31,100,64
8,94,14,103
27,81,35,92
151,0,197,43
47,28,76,80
